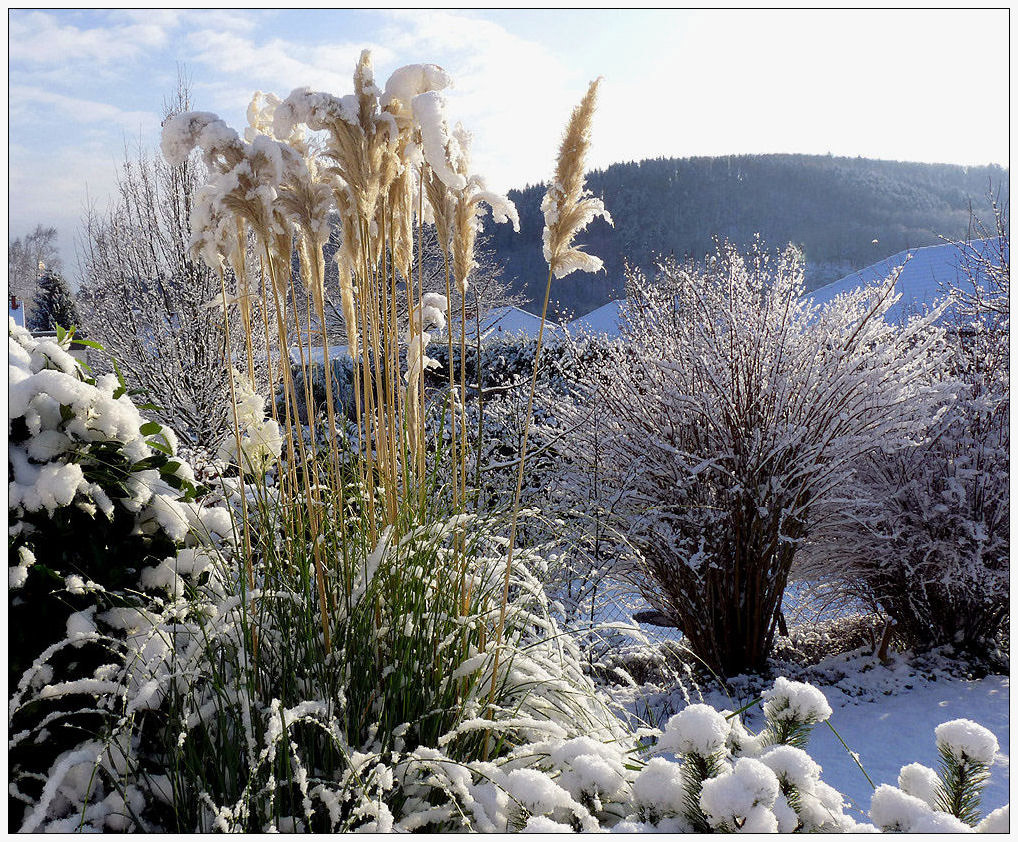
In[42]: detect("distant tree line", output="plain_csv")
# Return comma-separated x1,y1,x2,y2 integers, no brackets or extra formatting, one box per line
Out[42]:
485,153,1008,318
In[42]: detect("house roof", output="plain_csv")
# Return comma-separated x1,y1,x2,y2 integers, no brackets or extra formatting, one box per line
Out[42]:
458,305,562,343
565,299,626,338
808,238,1005,324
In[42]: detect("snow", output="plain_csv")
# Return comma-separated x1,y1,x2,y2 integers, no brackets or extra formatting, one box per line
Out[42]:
504,768,575,815
808,238,1005,325
761,676,833,725
566,298,626,338
381,63,453,111
802,674,1010,817
657,703,730,757
217,368,282,476
935,718,1000,765
522,815,572,832
457,306,562,344
869,784,943,832
471,186,521,233
412,90,467,191
698,757,780,830
609,639,1009,828
630,756,686,819
759,744,821,790
978,804,1010,832
287,344,350,364
896,762,940,807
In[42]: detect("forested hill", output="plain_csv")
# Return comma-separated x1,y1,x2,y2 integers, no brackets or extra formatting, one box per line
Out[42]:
485,154,1008,319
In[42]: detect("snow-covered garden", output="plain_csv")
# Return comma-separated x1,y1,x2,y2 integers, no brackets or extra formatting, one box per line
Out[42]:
9,52,1009,833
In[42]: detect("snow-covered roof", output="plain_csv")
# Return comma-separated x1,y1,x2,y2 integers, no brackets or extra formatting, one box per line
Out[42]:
565,299,626,338
809,238,1005,325
460,306,562,343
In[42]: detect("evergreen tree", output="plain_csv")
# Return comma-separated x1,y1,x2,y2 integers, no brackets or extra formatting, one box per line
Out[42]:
28,269,80,332
486,154,1007,317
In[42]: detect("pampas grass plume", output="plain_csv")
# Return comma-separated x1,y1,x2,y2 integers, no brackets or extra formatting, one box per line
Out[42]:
542,77,613,279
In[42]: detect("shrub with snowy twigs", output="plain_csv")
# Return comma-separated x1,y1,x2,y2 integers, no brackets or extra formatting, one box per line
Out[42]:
557,241,953,677
799,224,1008,652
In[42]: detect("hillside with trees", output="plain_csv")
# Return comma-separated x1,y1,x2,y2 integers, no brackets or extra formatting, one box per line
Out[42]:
486,153,1008,318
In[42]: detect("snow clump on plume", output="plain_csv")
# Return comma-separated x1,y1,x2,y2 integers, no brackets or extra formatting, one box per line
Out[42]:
657,703,730,757
935,718,999,765
762,676,833,724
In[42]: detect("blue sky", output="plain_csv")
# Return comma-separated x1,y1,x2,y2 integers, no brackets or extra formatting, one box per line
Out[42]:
8,8,1010,280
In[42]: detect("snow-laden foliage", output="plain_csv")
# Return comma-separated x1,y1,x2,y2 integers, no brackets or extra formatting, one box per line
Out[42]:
26,562,1007,839
217,367,282,476
8,319,232,816
9,504,630,831
799,232,1008,650
8,320,217,659
555,240,953,677
869,718,1002,831
541,79,613,279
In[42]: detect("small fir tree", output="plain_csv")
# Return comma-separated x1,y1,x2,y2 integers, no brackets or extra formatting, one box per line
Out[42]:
27,269,80,332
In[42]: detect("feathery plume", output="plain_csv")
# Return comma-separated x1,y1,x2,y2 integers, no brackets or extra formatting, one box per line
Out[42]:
450,125,519,296
541,78,613,278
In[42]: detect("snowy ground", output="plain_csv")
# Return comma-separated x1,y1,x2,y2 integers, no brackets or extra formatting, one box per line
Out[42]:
606,643,1009,825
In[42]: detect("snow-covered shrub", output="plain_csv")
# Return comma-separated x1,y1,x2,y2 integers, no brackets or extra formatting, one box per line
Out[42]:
217,367,283,476
799,236,1008,651
8,321,209,675
8,319,232,826
558,240,952,676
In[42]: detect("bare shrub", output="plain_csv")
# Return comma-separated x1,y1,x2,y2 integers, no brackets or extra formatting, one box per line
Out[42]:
561,239,951,677
77,79,268,453
799,206,1009,651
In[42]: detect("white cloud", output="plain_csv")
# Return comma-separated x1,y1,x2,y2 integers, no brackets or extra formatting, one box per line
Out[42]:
182,27,395,99
9,85,160,133
9,10,173,66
